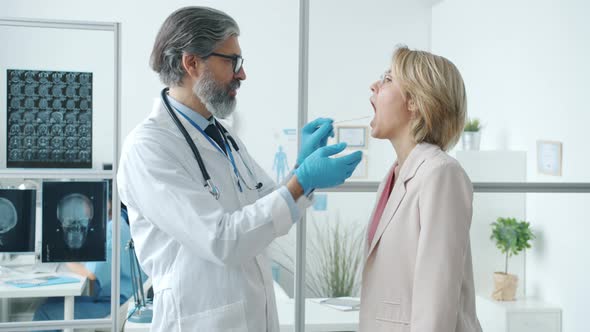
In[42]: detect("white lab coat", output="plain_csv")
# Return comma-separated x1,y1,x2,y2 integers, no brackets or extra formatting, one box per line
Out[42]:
118,98,310,331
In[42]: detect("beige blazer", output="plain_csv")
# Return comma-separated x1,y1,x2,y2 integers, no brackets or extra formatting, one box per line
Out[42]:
359,143,482,332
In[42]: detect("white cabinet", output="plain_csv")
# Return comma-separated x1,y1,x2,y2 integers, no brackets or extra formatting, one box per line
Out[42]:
476,295,561,332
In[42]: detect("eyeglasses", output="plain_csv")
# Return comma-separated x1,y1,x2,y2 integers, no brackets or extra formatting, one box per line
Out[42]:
206,52,244,74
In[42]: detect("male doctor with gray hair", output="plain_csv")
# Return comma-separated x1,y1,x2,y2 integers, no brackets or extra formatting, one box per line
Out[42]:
117,6,362,331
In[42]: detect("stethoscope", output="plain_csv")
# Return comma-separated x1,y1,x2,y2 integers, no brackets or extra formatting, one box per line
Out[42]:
161,88,262,200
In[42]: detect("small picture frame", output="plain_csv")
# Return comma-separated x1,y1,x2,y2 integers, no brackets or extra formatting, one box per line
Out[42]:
351,154,368,179
536,140,562,176
336,126,369,149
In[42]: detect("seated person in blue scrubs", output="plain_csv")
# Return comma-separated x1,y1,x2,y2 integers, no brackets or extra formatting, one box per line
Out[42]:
33,200,147,324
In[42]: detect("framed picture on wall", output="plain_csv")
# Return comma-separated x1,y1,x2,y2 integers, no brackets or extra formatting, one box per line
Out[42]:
351,154,368,179
537,140,562,176
41,181,107,262
336,126,369,149
0,189,36,253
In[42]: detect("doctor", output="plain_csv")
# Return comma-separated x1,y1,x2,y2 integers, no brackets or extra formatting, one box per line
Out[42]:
117,6,362,332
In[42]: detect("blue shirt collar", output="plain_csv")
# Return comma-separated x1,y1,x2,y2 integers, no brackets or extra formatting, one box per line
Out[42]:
166,94,213,130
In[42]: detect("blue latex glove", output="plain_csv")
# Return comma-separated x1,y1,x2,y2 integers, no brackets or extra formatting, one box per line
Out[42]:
295,142,363,193
297,118,335,165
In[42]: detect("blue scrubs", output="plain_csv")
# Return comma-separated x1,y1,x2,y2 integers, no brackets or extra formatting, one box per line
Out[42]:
33,210,147,328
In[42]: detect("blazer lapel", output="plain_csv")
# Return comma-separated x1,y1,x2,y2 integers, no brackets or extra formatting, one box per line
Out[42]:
366,143,432,257
367,177,407,257
365,166,393,242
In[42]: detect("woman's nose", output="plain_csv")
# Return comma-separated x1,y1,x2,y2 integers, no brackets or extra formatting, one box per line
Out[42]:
370,80,380,93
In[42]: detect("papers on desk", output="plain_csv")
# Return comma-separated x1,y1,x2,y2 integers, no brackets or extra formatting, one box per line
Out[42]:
315,297,361,311
4,275,80,288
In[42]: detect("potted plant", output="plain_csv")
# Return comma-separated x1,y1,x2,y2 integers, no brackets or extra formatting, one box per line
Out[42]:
306,219,364,298
490,217,535,301
462,118,482,150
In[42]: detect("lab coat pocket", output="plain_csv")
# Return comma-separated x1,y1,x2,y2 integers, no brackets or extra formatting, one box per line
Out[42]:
180,300,248,332
375,300,410,331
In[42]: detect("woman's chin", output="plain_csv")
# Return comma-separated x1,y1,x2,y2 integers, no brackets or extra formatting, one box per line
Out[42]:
370,128,383,139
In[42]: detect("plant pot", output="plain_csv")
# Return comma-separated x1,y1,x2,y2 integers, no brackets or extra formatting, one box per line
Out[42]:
461,131,481,150
492,272,518,301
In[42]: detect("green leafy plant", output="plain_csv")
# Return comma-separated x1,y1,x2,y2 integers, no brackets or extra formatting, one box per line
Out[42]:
268,214,365,298
464,118,482,132
306,216,364,298
490,217,535,274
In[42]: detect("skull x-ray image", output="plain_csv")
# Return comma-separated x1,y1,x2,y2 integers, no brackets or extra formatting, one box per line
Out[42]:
42,181,106,262
0,189,36,253
6,69,93,168
56,194,93,249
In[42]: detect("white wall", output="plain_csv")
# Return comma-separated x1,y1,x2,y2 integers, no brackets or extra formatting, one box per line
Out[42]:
1,0,301,174
1,0,432,182
308,0,432,181
433,1,590,331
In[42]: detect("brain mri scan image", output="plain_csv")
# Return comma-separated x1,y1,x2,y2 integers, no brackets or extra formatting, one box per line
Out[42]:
0,198,17,236
0,190,36,253
6,69,93,168
42,181,106,262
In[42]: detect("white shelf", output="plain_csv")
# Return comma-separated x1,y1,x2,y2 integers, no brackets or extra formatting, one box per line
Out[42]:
0,169,113,180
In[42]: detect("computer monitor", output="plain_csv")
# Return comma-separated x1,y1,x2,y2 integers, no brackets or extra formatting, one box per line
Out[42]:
0,189,36,253
41,181,107,263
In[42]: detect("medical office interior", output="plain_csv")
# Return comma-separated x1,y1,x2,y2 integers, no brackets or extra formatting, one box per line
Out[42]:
0,0,588,331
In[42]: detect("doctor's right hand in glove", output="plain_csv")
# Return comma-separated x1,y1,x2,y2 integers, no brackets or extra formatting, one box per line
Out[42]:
287,142,363,198
297,118,335,166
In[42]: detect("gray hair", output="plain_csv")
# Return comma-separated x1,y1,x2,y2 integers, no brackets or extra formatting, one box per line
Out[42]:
150,6,240,87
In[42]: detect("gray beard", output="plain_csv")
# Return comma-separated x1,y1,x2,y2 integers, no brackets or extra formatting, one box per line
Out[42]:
193,69,238,119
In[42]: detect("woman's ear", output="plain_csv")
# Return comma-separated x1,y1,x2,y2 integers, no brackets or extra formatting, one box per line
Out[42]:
181,53,202,79
407,97,418,112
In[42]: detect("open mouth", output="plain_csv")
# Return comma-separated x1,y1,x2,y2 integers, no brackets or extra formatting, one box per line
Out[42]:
369,99,376,127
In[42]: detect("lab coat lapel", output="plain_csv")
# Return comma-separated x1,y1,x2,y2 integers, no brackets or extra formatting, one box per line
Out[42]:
366,144,428,258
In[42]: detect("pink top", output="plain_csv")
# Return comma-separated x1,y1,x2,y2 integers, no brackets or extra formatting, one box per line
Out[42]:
367,165,398,245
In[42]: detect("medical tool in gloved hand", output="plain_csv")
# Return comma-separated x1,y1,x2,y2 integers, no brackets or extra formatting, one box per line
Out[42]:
333,115,371,124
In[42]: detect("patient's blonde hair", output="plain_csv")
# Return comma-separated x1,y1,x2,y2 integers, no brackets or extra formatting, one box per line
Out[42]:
391,46,466,151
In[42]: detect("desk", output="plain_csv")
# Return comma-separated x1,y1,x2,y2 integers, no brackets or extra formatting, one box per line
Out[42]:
124,298,359,332
277,299,358,332
0,273,87,332
476,295,561,332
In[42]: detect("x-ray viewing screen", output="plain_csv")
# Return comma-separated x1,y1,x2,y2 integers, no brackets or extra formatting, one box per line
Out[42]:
42,181,106,262
0,189,36,253
6,69,93,168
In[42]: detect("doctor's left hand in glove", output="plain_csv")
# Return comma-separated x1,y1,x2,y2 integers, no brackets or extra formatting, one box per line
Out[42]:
117,6,361,332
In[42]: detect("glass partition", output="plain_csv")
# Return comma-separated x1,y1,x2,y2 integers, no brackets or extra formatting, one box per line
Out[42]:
0,18,120,332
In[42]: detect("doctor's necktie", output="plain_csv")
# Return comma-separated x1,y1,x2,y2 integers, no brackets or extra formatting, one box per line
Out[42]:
204,122,227,155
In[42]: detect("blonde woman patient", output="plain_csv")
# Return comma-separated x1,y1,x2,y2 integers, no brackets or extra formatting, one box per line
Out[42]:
359,46,482,332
